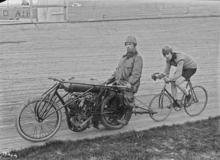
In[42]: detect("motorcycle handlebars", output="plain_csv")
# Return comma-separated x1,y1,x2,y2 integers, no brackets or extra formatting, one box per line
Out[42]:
48,77,128,89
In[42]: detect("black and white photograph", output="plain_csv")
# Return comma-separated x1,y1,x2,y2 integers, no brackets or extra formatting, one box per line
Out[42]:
0,0,220,159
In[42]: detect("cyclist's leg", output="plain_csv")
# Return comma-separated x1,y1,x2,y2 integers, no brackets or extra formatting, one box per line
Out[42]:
170,70,188,99
170,77,185,107
176,69,197,103
175,76,188,95
171,81,178,99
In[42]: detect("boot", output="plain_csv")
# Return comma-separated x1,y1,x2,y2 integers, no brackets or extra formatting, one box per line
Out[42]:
117,108,133,125
92,115,100,129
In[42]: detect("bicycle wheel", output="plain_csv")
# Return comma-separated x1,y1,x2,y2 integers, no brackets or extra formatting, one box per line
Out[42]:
149,93,172,122
15,97,62,142
100,95,125,130
184,86,208,116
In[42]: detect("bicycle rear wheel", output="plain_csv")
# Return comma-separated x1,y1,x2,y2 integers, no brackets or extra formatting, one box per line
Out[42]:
15,97,62,142
149,93,172,122
184,86,208,116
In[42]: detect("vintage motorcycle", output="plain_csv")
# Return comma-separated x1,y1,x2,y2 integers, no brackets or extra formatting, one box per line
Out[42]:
15,77,159,142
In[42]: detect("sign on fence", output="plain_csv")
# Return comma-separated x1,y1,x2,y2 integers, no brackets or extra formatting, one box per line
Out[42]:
0,0,68,22
0,7,37,20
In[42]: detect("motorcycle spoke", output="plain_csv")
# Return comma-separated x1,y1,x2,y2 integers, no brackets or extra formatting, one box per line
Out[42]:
16,98,62,141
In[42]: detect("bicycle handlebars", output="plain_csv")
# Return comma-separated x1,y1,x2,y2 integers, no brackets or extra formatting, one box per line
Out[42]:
151,73,171,85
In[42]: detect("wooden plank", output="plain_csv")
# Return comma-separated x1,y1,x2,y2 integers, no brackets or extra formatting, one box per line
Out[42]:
32,5,67,8
29,0,33,22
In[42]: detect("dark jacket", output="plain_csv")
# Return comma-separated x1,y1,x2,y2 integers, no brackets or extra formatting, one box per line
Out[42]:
107,51,143,93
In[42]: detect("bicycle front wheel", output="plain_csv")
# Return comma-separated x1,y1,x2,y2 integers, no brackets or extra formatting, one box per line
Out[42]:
15,97,62,142
149,93,172,122
184,86,208,116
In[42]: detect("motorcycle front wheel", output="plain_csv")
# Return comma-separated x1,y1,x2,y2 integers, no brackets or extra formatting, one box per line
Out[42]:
15,97,62,142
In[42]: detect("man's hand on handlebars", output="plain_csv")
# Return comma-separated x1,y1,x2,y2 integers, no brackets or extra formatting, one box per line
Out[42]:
125,82,132,89
151,74,158,81
102,82,129,89
151,73,167,81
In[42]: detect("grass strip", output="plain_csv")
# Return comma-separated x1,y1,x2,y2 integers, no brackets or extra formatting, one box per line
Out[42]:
8,116,220,160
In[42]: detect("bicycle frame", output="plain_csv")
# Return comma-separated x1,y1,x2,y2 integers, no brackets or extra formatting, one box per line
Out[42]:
185,80,199,103
133,97,152,115
160,79,198,104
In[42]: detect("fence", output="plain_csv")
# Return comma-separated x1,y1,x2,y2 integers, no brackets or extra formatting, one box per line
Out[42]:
0,0,69,22
1,0,220,24
66,0,220,22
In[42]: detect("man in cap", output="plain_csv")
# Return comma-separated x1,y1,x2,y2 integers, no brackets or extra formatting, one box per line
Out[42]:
60,36,143,129
104,35,143,126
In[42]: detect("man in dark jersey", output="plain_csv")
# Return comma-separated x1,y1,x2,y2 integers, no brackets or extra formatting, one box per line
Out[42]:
153,45,197,107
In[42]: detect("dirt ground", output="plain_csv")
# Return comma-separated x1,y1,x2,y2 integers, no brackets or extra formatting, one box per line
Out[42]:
0,2,220,152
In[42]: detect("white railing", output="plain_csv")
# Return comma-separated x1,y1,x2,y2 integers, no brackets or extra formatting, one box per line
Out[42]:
0,0,38,5
0,2,38,5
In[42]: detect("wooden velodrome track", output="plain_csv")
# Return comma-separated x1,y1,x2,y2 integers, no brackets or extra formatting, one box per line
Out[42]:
0,0,220,152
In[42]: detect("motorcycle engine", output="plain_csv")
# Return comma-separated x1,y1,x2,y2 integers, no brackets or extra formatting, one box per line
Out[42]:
66,93,95,132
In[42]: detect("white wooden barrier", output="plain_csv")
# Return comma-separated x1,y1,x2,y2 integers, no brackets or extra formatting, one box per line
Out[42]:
36,0,68,22
0,0,69,22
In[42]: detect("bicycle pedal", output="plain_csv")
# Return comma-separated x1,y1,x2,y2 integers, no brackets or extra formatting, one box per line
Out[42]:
174,106,182,111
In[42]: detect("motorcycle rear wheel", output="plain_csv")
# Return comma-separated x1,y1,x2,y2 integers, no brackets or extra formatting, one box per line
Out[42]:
100,95,125,130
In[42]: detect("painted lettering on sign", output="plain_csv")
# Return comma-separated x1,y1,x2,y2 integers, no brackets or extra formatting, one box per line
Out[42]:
14,9,30,17
0,8,31,20
2,9,8,16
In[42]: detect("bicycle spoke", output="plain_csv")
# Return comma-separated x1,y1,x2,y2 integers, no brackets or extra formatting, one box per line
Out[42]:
21,123,34,135
149,93,172,122
20,113,36,121
26,103,35,114
44,122,56,132
184,86,207,116
40,125,50,138
32,126,38,138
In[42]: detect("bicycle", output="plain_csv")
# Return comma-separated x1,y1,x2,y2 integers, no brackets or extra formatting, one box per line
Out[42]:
15,77,165,142
149,73,208,121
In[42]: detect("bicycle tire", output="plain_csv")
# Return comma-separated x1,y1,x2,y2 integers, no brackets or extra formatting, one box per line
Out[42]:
15,97,62,142
149,93,172,122
100,95,125,130
184,86,208,116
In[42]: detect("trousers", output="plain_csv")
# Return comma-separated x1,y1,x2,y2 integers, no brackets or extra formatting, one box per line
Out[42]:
123,89,135,109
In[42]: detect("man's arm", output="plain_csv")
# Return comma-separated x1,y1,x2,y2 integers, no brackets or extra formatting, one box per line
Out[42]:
163,60,171,76
156,61,171,79
170,60,184,81
106,69,116,84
